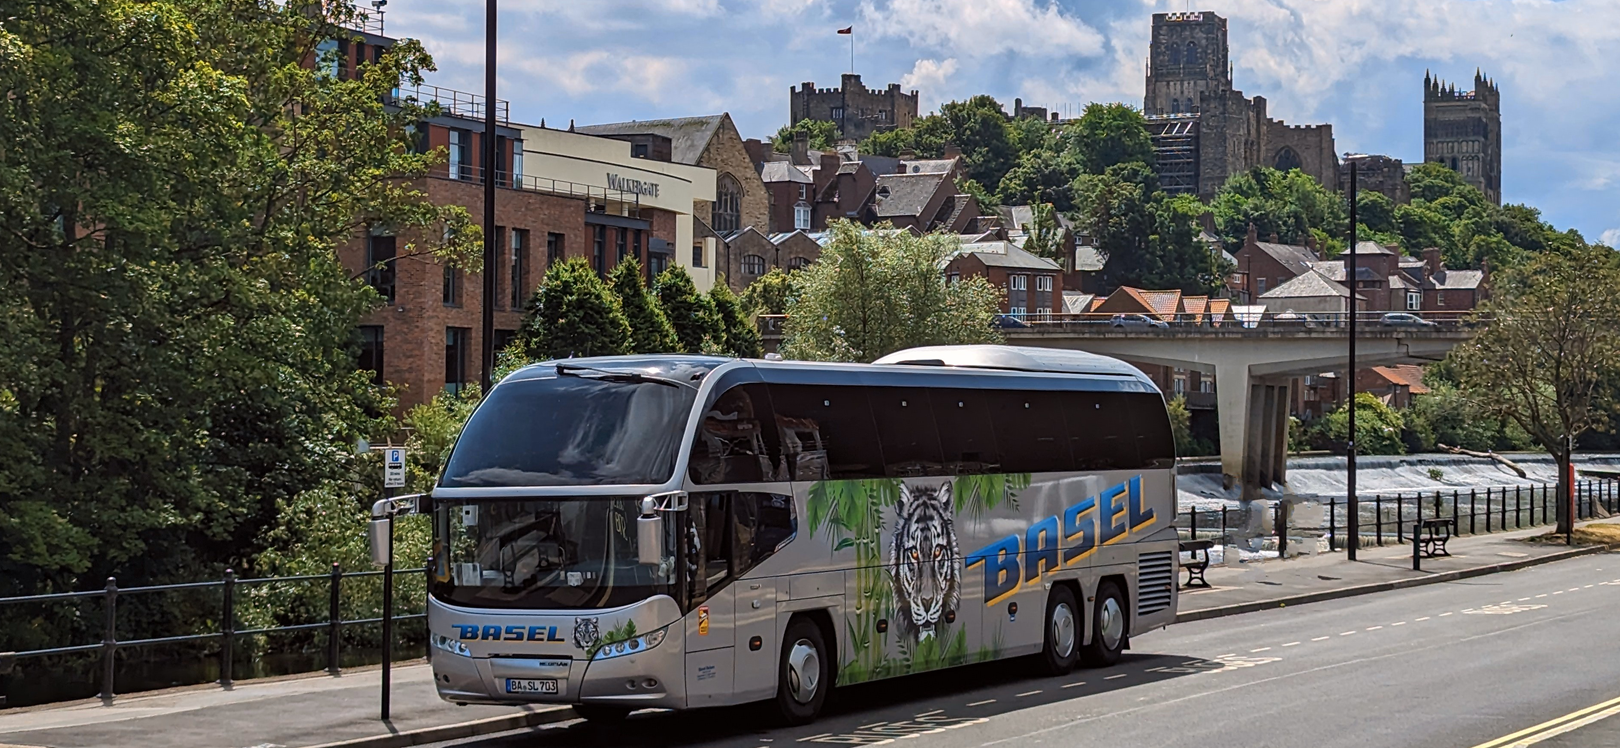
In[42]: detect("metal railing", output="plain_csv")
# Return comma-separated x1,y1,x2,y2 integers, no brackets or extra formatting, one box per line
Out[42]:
0,564,426,705
387,84,508,124
1012,310,1481,331
422,163,642,216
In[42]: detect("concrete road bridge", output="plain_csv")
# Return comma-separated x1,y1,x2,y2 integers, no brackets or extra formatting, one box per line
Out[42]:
1003,313,1478,498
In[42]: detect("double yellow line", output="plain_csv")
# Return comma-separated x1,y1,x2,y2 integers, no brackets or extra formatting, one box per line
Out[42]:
1472,694,1620,747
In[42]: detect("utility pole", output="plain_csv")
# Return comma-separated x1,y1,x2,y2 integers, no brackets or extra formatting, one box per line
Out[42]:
479,0,498,396
1346,163,1359,562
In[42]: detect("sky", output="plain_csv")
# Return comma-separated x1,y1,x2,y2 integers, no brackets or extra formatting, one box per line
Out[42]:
380,0,1620,245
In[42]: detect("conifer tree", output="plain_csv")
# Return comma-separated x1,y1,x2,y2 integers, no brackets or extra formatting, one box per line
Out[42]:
653,265,721,354
709,277,763,358
518,258,632,360
607,258,678,354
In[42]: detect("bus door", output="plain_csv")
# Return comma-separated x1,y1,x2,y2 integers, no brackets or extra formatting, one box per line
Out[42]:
685,492,736,705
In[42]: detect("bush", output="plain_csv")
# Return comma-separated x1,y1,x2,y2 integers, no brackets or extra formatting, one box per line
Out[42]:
1313,393,1406,455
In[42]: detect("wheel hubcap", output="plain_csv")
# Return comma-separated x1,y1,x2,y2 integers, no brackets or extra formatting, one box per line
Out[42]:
1099,596,1125,650
786,639,820,704
1052,602,1076,658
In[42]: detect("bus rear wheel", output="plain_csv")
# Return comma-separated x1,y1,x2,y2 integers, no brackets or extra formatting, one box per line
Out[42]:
572,704,630,723
1037,584,1080,675
1080,580,1127,668
775,617,830,725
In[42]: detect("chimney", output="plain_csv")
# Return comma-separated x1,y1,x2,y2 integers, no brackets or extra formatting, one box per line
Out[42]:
1422,246,1443,278
1245,222,1258,249
1268,232,1280,244
791,131,810,166
944,143,962,159
899,148,916,161
1305,233,1319,259
819,152,840,181
742,138,768,167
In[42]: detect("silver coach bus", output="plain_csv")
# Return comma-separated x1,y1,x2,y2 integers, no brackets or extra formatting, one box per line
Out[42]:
406,345,1179,724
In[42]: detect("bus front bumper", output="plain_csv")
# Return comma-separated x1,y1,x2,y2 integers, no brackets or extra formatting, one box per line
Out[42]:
432,629,688,710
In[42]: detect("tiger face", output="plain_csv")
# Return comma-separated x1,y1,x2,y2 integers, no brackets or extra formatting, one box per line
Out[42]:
573,617,600,651
889,481,961,641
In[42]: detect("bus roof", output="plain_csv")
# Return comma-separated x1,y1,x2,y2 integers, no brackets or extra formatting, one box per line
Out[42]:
872,345,1155,384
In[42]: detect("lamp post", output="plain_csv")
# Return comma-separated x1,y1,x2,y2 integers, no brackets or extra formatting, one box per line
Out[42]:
1346,163,1359,561
479,0,498,396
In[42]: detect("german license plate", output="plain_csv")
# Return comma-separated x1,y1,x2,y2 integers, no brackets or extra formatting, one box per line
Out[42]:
505,678,558,694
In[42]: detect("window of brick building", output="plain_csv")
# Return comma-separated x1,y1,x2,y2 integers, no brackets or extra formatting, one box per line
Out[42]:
492,329,517,354
788,256,811,271
443,264,461,307
714,174,742,233
691,243,705,268
650,251,670,278
742,254,766,276
358,326,384,384
830,107,843,120
445,327,470,394
1407,291,1420,311
546,232,564,268
616,227,629,266
592,225,607,276
448,129,471,180
633,229,643,266
794,203,811,230
365,233,396,304
510,228,528,310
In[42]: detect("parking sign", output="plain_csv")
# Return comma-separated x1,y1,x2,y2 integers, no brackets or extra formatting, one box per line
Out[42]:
384,447,406,488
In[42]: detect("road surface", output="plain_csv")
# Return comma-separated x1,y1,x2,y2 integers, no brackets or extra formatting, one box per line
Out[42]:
420,553,1620,748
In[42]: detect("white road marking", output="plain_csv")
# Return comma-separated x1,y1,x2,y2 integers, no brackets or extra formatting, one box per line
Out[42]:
967,700,995,707
1105,674,1128,680
1340,631,1357,636
1366,626,1383,631
1569,588,1580,592
798,734,833,742
1017,690,1042,697
915,710,943,717
1584,585,1594,589
1312,636,1330,641
1536,594,1548,598
1417,616,1431,621
1282,642,1301,647
1392,622,1407,626
1250,647,1272,652
1062,681,1087,688
1520,597,1533,601
1440,612,1455,617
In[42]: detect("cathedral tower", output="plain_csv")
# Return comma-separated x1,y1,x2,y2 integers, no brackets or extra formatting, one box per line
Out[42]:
1424,70,1502,204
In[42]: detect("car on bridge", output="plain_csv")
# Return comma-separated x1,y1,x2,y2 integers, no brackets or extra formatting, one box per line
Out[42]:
1111,313,1169,329
1380,312,1436,328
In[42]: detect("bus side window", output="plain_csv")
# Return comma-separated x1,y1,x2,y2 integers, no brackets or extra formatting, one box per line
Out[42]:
871,388,946,477
930,389,1002,475
1132,393,1177,468
767,385,886,480
1063,392,1137,471
989,390,1072,474
703,493,731,590
689,384,782,484
732,492,797,577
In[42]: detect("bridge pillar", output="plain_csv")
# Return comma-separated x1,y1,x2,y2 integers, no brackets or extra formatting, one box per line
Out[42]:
1215,364,1294,500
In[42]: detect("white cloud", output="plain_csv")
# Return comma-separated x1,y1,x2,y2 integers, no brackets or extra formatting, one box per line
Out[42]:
1602,229,1620,248
856,0,1105,60
900,58,958,108
514,52,692,105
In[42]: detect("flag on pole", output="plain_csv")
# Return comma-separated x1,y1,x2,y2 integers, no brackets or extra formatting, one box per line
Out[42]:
837,26,853,34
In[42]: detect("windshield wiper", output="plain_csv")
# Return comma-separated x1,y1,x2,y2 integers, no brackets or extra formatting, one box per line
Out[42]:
555,362,694,389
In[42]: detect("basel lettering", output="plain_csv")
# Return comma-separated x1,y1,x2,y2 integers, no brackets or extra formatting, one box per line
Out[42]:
453,623,569,642
967,476,1156,605
606,173,659,197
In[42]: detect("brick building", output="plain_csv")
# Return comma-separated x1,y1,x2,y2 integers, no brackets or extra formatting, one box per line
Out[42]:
790,74,919,142
944,242,1063,317
718,228,822,288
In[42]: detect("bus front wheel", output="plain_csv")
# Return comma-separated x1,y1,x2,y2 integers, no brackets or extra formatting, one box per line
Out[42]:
1037,584,1080,675
1080,580,1127,668
775,617,830,725
572,704,630,723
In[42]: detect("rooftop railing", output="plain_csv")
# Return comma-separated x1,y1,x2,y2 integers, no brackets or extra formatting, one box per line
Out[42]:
422,163,641,216
388,84,509,125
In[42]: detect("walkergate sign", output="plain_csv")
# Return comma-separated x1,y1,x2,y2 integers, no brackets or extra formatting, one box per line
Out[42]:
606,173,659,198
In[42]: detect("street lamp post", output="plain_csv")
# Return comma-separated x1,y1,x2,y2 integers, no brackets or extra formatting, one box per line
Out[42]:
1346,163,1359,562
479,0,497,396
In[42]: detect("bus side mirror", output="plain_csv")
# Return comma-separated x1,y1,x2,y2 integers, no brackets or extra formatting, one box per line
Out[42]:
369,518,392,567
637,497,663,565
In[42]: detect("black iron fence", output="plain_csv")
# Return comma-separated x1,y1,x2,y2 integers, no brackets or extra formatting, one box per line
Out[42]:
0,564,425,706
1175,479,1618,554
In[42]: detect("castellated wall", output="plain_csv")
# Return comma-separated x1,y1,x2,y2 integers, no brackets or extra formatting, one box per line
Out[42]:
790,74,919,142
1264,119,1339,191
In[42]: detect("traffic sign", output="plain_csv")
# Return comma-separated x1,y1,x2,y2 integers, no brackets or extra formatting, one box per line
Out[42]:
384,447,406,488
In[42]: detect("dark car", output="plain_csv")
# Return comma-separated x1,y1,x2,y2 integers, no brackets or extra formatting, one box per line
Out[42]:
1111,313,1169,329
993,314,1030,329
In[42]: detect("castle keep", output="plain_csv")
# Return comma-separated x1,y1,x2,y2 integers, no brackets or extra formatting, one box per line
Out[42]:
1424,71,1502,204
790,74,919,142
1143,11,1338,199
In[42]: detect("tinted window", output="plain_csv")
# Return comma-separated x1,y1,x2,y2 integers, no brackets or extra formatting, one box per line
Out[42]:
930,389,1003,475
1133,393,1177,468
988,390,1072,474
1062,391,1138,471
767,385,886,480
442,374,698,487
689,384,783,484
870,389,945,477
733,492,796,574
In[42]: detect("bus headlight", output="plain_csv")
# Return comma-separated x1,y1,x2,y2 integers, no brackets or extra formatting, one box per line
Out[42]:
432,633,472,657
592,627,668,660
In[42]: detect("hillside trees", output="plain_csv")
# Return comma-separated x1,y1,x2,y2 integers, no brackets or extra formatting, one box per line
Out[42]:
517,258,632,360
607,258,678,354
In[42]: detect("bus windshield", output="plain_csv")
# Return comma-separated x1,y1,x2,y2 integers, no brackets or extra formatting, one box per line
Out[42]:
431,498,677,610
440,372,699,488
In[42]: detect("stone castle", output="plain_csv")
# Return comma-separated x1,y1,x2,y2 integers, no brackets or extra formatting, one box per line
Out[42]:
1142,11,1338,199
790,74,919,142
1424,71,1502,204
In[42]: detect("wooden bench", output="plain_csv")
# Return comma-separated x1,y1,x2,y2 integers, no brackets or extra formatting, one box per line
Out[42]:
1179,539,1214,589
1415,518,1454,558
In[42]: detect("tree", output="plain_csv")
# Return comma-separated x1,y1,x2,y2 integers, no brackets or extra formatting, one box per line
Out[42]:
1073,165,1229,294
741,268,794,317
1313,393,1407,456
1452,246,1620,535
772,119,839,152
1067,103,1156,175
996,149,1081,210
653,265,721,354
1019,203,1066,262
918,96,1017,188
709,279,763,358
1212,166,1347,252
607,258,678,354
0,0,472,603
782,221,1002,362
518,258,632,360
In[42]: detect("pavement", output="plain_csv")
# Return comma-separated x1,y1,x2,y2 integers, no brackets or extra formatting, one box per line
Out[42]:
1,518,1614,748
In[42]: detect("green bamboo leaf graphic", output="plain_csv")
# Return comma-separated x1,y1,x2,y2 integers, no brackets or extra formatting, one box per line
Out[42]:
833,537,854,551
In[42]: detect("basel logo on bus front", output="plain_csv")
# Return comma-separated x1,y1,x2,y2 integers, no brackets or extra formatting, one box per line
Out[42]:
967,476,1155,605
452,623,571,643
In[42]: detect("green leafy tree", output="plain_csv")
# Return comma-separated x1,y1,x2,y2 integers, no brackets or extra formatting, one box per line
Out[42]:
1019,203,1066,262
518,258,632,359
1315,393,1407,456
653,265,721,354
607,258,678,354
1452,246,1620,535
996,149,1081,210
1357,190,1397,236
772,119,840,152
1402,381,1532,453
709,279,762,358
920,96,1017,187
0,0,472,604
1212,166,1347,252
741,267,795,316
1074,166,1230,294
782,221,1002,362
1067,102,1156,175
956,177,1001,210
